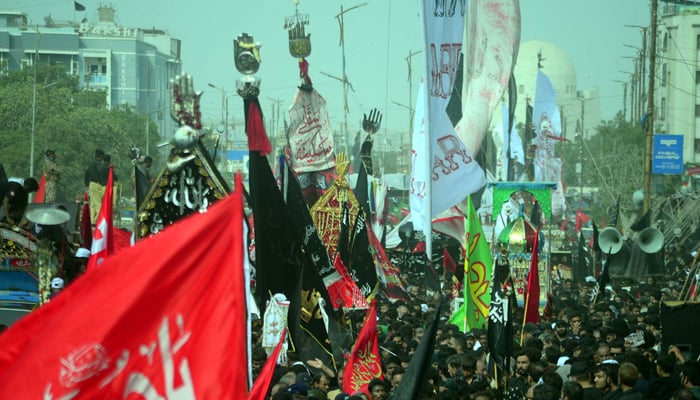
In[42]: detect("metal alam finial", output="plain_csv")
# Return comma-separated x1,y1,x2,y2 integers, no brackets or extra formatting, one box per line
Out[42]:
285,1,311,59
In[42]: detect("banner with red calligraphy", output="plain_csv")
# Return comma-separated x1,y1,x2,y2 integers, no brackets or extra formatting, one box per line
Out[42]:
0,175,250,398
288,89,336,173
342,300,383,395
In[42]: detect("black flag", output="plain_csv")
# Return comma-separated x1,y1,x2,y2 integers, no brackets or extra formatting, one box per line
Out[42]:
348,208,378,297
283,159,349,370
134,164,151,209
249,151,304,345
591,255,611,306
389,299,443,400
488,259,514,386
74,1,86,11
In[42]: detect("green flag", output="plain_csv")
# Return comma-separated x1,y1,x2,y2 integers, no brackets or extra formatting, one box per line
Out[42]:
457,195,493,332
448,302,466,331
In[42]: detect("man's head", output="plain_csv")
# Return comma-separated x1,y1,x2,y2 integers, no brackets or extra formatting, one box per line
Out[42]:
24,177,39,193
680,361,700,389
95,149,105,160
312,373,331,393
593,363,619,392
367,378,387,400
515,348,537,377
45,149,56,160
617,362,639,390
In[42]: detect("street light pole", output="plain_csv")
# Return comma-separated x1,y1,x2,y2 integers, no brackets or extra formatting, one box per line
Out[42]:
208,82,227,140
643,0,658,213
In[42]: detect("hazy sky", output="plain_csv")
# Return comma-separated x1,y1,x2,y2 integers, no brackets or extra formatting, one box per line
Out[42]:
11,0,650,135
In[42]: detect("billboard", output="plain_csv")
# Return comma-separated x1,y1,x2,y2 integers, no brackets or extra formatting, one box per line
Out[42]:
652,134,683,175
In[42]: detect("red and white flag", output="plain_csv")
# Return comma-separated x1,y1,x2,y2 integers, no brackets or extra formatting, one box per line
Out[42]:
248,330,286,400
342,300,383,395
0,175,250,398
86,166,114,270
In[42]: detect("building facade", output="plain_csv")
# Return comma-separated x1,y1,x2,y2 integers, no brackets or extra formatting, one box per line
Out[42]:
658,4,700,170
0,6,182,151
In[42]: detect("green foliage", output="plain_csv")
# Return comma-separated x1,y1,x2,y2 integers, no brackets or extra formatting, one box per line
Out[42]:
0,65,160,201
557,112,646,220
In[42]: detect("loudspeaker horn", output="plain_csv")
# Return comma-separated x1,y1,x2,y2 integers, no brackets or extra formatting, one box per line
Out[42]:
638,227,664,254
599,227,624,255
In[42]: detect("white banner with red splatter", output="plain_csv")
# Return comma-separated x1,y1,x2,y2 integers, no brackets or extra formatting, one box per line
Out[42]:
288,89,336,173
455,0,521,157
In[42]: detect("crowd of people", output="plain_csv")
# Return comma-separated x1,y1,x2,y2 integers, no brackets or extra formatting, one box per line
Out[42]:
248,259,700,400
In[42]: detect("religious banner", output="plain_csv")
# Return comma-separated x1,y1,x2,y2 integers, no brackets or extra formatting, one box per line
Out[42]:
455,0,521,157
342,301,383,395
412,0,486,258
288,89,336,173
0,175,250,398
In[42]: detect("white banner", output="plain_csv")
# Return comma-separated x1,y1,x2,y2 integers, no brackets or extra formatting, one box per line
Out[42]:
287,89,336,173
411,0,485,249
455,0,521,157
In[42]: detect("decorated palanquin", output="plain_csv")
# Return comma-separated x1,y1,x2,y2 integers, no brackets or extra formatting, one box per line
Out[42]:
0,226,37,267
490,182,555,307
309,153,360,260
136,74,231,239
0,226,41,321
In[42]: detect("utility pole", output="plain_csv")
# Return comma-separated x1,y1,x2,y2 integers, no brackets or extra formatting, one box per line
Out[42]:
643,0,658,213
405,49,421,135
613,80,628,121
266,97,283,141
29,25,39,179
326,2,367,154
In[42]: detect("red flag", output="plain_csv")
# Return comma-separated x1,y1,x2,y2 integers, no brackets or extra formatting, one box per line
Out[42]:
412,241,426,254
367,225,409,302
575,209,590,232
524,230,541,325
113,227,132,253
443,246,457,274
86,167,114,270
246,99,272,155
0,174,249,398
33,173,46,203
342,300,383,395
80,191,92,249
248,330,286,400
326,253,369,310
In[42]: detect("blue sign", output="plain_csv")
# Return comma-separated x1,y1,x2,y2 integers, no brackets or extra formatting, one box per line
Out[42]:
652,134,683,175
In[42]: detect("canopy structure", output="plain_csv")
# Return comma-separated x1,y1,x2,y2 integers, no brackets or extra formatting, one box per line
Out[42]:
497,215,544,254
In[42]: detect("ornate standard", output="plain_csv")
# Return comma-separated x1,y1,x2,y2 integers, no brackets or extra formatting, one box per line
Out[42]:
136,74,230,239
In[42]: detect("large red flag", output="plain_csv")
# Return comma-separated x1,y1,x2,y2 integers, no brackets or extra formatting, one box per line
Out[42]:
342,300,383,395
33,173,46,203
326,253,369,310
86,167,114,270
0,174,250,398
523,230,541,325
248,330,286,400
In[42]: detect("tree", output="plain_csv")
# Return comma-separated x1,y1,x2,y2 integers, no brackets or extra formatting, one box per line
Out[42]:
0,65,160,202
557,112,647,222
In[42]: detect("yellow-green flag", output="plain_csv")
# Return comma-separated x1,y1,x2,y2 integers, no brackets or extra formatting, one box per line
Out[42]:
450,195,492,332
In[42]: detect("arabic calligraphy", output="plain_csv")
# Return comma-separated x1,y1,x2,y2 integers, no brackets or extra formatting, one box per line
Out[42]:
45,315,195,399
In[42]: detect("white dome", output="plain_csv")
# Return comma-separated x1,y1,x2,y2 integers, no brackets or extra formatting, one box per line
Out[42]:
512,41,579,139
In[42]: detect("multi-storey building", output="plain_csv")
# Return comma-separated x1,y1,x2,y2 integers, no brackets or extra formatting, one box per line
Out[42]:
657,4,700,172
0,5,181,149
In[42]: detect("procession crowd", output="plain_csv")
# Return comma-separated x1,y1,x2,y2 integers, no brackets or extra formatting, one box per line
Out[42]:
250,261,700,400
